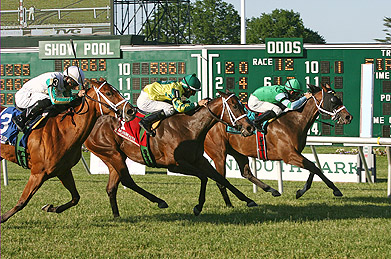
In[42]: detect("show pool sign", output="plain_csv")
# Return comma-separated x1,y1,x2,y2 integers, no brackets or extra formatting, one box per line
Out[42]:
39,40,120,59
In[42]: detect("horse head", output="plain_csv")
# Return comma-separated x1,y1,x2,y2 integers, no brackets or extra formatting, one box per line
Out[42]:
86,78,135,122
308,84,352,125
207,91,254,137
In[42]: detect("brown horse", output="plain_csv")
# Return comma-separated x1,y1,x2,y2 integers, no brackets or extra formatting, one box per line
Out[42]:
84,91,255,217
0,79,134,223
204,84,353,207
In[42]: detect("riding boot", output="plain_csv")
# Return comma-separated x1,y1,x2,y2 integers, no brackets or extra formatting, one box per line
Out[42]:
12,109,28,132
253,110,277,133
12,99,52,133
139,110,166,136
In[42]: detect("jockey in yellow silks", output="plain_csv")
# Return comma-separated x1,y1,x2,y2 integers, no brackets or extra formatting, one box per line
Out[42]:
137,74,208,135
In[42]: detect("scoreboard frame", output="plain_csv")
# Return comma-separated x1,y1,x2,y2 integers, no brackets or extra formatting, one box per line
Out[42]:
1,41,390,138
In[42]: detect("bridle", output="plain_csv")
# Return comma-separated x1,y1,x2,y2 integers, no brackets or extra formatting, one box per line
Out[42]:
80,81,132,118
206,93,247,127
311,89,346,121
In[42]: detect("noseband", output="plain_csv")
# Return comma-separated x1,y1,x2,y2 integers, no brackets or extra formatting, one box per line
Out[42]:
206,94,247,127
84,81,130,118
311,89,346,120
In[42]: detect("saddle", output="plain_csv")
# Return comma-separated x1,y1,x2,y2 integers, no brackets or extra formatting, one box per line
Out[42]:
114,110,157,167
225,107,268,160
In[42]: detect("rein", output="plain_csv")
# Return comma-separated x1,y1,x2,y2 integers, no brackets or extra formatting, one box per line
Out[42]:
206,94,247,127
311,89,345,120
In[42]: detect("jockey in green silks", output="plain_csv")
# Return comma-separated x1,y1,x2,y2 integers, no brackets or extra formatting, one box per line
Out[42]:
137,74,208,135
248,79,312,132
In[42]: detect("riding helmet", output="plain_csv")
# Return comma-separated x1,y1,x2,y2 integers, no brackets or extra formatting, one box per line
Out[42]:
285,79,301,92
63,66,85,86
181,74,201,91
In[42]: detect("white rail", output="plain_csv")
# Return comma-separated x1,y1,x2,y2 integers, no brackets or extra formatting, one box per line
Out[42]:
252,136,391,198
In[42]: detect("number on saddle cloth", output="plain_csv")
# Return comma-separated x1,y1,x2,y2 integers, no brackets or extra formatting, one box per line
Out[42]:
0,107,29,168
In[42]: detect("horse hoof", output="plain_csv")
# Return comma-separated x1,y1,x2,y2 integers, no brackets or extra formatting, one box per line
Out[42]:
333,190,343,197
41,204,54,212
272,190,281,197
158,201,168,209
296,190,304,199
247,201,258,207
193,206,201,216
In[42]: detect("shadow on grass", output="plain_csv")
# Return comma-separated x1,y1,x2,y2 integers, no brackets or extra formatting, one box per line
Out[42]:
110,201,391,225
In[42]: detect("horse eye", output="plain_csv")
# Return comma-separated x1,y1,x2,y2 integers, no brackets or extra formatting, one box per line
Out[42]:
105,91,112,96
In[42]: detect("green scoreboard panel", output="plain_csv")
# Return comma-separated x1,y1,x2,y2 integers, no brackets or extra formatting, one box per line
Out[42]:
1,39,390,138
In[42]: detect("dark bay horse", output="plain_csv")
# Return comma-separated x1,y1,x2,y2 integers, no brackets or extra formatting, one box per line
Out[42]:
84,91,255,217
0,79,134,223
204,84,353,207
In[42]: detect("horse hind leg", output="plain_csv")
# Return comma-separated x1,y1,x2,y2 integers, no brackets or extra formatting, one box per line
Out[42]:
1,172,48,223
120,173,168,209
197,158,258,208
41,170,80,214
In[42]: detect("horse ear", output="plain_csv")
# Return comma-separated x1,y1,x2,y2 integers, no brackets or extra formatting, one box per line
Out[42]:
218,90,228,97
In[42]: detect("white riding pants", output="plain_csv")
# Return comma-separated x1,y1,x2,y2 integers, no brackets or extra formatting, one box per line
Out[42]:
137,91,175,116
248,94,283,115
15,90,50,109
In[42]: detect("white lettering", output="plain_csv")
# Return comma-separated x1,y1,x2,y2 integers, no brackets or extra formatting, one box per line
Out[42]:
285,41,292,53
381,49,391,56
276,41,284,54
84,43,91,56
264,77,272,86
293,41,301,53
381,94,391,102
44,44,51,56
373,117,384,124
253,58,273,66
267,41,275,54
376,72,390,80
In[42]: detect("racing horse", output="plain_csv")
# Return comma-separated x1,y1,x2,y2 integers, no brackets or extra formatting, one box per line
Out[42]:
204,84,353,207
0,79,134,223
84,91,255,217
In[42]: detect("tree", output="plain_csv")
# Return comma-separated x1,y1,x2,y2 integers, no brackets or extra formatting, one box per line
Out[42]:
246,9,326,44
142,0,241,44
191,0,241,44
375,16,391,43
142,1,192,44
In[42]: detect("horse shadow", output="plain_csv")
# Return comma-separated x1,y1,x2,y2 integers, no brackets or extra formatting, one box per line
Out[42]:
113,199,391,225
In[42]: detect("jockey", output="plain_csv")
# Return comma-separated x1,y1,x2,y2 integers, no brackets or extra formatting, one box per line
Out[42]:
248,79,312,132
12,66,86,133
137,74,208,135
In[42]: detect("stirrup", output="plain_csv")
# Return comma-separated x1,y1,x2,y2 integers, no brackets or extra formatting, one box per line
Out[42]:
139,121,154,136
12,117,26,133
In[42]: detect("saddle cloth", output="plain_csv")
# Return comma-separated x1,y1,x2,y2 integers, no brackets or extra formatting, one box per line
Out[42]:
114,112,147,147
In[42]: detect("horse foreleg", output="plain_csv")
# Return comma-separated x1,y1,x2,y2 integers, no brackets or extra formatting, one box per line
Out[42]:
296,173,314,199
287,154,343,198
168,163,208,216
1,173,48,223
229,148,281,197
41,170,80,214
105,165,121,217
212,156,233,208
